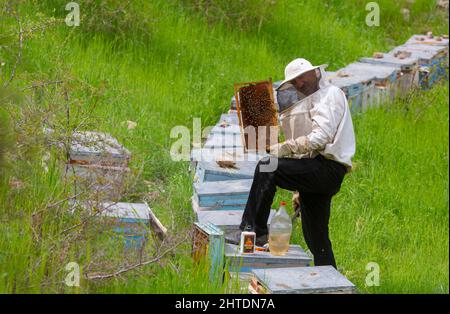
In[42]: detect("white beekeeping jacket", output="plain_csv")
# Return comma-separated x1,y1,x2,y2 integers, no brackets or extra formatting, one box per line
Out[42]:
278,67,356,171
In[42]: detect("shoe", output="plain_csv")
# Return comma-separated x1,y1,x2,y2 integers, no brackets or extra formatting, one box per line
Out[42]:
255,234,268,247
225,229,242,245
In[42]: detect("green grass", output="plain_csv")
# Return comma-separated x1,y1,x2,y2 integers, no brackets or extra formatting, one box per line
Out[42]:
0,0,448,293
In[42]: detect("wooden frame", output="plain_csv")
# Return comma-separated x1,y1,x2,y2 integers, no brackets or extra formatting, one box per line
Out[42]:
233,79,279,152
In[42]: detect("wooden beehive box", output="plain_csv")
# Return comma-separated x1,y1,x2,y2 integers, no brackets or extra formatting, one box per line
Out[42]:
391,44,447,88
340,62,399,107
359,52,420,98
226,243,312,274
234,79,279,152
69,131,131,167
96,202,156,248
65,163,130,200
192,179,252,211
189,147,246,173
249,266,356,294
196,209,275,236
192,222,225,280
194,159,259,183
203,133,244,149
326,72,365,113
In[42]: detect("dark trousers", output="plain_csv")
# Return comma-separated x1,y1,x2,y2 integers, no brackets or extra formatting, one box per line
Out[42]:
240,154,347,268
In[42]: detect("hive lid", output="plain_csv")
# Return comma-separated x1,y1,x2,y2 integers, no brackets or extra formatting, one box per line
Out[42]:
99,202,151,220
342,62,398,81
226,243,312,265
70,131,131,159
405,34,449,47
197,159,259,178
252,266,356,294
360,52,419,69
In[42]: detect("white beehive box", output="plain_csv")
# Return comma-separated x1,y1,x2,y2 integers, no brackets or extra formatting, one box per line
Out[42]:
250,266,356,294
69,131,131,166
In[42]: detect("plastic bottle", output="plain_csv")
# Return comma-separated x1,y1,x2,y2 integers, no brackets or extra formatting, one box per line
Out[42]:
269,201,292,256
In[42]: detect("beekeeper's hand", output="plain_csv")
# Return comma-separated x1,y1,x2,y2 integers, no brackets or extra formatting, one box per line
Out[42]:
268,141,291,158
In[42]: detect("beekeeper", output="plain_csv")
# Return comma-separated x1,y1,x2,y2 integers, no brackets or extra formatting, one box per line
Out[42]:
237,58,356,268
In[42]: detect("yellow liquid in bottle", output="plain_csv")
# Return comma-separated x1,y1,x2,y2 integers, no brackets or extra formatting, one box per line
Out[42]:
268,233,290,256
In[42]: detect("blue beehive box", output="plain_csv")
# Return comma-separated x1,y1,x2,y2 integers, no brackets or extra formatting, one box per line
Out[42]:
333,67,377,111
360,52,420,98
391,44,448,88
192,222,225,281
193,179,252,211
204,133,244,149
194,158,259,183
326,71,365,113
99,202,153,248
225,243,312,274
189,147,249,175
340,62,399,107
250,266,356,294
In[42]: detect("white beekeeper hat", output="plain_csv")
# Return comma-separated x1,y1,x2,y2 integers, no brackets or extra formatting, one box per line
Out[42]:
276,58,327,91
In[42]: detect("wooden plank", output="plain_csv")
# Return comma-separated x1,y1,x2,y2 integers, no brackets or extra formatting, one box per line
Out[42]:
251,266,356,294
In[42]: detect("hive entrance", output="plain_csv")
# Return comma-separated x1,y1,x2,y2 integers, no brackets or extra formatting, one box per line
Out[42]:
234,79,278,152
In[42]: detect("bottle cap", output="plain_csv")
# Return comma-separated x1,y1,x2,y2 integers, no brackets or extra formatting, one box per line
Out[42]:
280,201,286,206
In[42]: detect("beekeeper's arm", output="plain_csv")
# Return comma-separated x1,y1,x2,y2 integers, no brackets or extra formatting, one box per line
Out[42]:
270,89,345,157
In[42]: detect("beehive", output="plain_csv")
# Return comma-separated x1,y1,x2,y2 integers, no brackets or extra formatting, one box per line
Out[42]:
97,202,154,248
340,62,399,107
391,44,448,88
65,131,131,200
360,52,420,97
249,266,356,294
194,159,259,183
203,133,244,149
69,131,131,167
65,163,130,200
192,179,252,211
234,79,279,152
326,71,365,113
226,243,312,275
192,222,225,280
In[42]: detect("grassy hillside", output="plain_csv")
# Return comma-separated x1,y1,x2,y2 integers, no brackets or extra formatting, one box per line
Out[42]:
0,0,448,293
